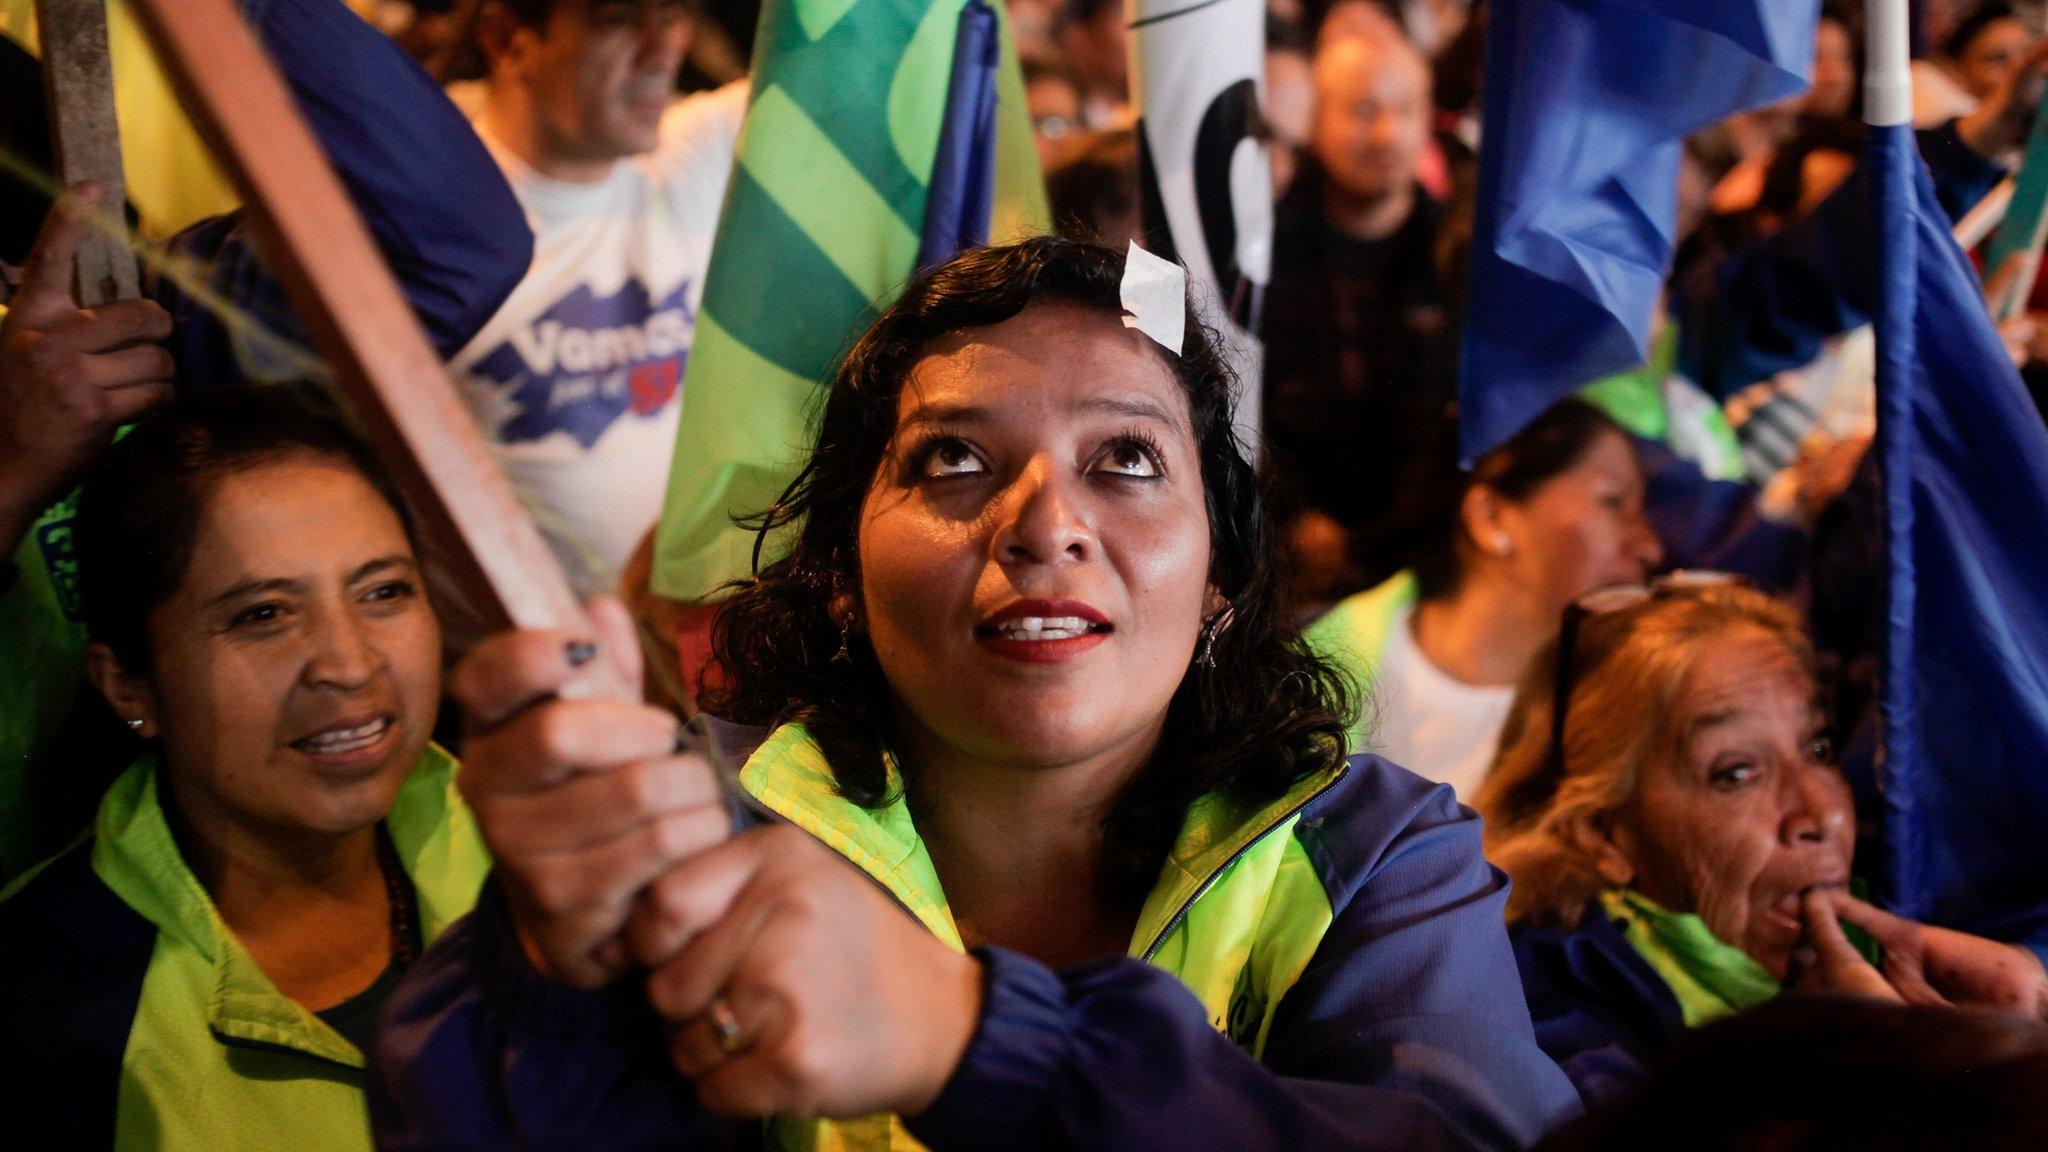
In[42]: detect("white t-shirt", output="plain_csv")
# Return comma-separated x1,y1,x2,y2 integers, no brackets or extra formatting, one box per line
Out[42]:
1369,605,1516,802
452,82,746,596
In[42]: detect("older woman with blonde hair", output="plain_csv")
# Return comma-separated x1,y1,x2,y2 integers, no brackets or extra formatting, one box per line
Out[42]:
1475,580,2048,1102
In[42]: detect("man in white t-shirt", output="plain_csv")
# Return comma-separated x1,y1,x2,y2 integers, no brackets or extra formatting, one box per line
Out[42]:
457,0,744,594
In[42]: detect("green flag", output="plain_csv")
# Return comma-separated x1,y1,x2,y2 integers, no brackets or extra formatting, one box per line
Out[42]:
650,0,1048,601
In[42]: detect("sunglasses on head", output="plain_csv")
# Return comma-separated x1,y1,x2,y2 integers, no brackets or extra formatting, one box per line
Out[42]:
1545,570,1746,779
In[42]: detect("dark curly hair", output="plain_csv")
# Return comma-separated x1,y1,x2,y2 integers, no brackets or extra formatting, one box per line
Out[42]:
703,236,1354,894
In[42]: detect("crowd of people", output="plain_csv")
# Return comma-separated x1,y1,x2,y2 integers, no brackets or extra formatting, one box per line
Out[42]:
5,0,2048,1149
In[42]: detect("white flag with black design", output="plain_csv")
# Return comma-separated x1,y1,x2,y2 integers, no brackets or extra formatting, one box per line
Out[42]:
1127,0,1273,448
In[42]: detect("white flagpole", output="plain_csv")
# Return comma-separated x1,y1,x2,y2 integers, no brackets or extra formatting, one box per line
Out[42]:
1865,0,1912,129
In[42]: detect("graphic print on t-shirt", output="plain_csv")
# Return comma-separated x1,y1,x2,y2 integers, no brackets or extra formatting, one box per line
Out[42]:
468,278,693,448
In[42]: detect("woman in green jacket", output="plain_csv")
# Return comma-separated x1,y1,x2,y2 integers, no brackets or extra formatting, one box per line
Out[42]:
0,387,489,1150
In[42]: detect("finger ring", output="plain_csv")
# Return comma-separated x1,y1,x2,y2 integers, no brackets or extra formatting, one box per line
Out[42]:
706,996,746,1055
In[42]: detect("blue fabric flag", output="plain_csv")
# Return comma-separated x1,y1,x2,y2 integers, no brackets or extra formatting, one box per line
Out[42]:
1871,122,2048,955
917,0,1000,270
1458,0,1813,462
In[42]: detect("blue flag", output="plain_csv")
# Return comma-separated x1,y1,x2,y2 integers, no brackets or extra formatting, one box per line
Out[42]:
1458,0,1813,462
917,0,1001,270
1871,121,2048,953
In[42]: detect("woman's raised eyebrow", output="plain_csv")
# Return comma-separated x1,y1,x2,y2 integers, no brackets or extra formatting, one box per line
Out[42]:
1075,396,1180,426
207,576,306,608
896,396,1182,430
1073,393,1187,430
347,555,417,584
896,401,988,429
1685,707,1747,738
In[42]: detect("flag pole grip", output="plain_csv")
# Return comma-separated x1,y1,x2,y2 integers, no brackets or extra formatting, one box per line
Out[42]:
1866,0,1912,128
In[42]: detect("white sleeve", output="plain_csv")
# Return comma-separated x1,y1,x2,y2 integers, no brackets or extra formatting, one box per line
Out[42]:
649,79,749,232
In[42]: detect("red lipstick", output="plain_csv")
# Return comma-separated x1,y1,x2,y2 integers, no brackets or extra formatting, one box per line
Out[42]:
974,599,1112,664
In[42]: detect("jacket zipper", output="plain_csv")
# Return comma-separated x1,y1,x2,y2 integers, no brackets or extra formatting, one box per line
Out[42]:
1138,763,1350,961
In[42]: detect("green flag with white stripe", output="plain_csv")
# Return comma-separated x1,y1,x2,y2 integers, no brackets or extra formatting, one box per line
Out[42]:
651,0,1048,600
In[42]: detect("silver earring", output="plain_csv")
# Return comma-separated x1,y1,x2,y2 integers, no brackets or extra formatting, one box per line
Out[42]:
126,718,145,732
832,619,852,664
1197,604,1237,670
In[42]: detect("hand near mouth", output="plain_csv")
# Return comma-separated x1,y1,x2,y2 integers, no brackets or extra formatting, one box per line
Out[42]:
1788,888,1905,1003
1817,891,2048,1021
1789,889,2048,1021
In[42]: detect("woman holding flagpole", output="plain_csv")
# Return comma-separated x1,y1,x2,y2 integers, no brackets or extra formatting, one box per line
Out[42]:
371,237,1579,1151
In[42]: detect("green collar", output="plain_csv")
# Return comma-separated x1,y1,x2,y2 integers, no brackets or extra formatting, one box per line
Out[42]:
738,724,1348,958
1131,761,1347,959
1303,571,1419,684
740,726,962,947
90,745,487,1068
1577,324,1678,441
1301,571,1420,753
1601,888,1780,1027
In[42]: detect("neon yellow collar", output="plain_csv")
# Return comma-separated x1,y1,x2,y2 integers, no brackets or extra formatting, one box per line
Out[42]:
737,723,1347,957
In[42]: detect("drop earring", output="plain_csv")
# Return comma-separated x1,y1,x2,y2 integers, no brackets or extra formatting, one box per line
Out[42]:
1197,604,1237,670
833,618,853,664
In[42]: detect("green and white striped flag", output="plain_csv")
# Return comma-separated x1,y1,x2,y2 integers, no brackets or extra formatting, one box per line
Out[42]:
650,0,1048,601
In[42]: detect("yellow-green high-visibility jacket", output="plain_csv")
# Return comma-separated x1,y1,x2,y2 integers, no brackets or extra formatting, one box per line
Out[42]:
374,723,1579,1152
1302,569,1419,754
0,747,488,1151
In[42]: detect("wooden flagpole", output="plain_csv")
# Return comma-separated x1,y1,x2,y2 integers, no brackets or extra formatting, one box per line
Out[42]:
33,0,140,306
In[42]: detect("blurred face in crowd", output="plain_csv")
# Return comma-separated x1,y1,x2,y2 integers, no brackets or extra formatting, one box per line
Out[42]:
1008,0,1058,58
1921,0,1966,49
1058,0,1129,99
1027,72,1084,169
1806,17,1856,120
1599,631,1851,978
1481,427,1663,626
1265,47,1314,195
1317,0,1405,50
857,302,1215,778
1310,34,1432,206
95,455,442,841
492,0,694,169
1955,15,2034,100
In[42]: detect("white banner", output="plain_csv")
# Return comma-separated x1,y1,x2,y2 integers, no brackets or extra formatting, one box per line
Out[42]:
1127,0,1273,450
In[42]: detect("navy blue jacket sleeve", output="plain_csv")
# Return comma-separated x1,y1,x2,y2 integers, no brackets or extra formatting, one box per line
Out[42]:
157,0,531,390
1674,122,2004,398
369,884,744,1152
905,766,1582,1152
1634,437,1805,592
